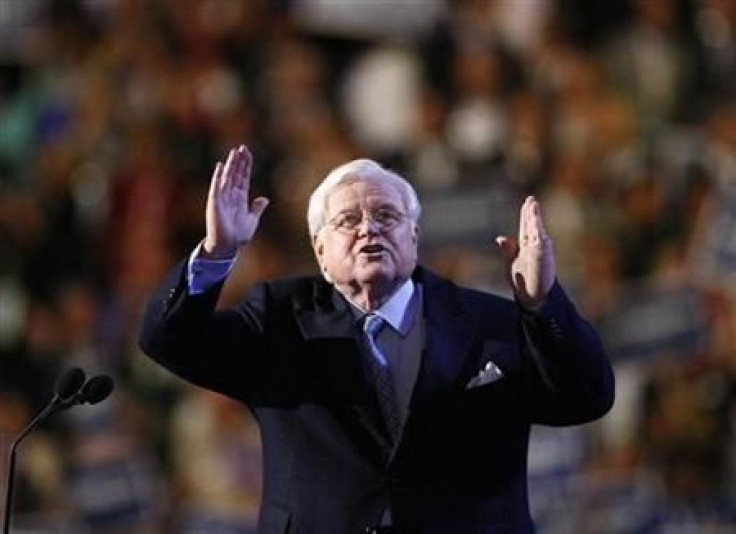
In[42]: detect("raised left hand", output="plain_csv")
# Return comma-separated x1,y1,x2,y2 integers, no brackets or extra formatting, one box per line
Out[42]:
496,196,556,309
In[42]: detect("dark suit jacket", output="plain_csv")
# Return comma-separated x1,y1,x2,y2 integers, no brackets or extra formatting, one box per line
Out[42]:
139,262,614,534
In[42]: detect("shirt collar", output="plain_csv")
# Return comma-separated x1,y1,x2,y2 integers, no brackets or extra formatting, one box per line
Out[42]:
344,278,417,337
374,278,416,336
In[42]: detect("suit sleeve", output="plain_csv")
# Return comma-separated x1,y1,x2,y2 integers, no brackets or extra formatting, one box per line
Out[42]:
138,258,270,402
518,281,615,426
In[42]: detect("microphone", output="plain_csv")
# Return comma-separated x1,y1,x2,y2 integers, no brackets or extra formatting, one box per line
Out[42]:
80,374,115,404
59,374,115,409
54,367,86,401
3,368,113,534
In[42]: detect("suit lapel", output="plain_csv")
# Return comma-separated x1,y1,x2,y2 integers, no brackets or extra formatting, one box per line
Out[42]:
293,280,364,403
408,268,478,412
293,280,392,461
293,279,356,340
388,268,479,466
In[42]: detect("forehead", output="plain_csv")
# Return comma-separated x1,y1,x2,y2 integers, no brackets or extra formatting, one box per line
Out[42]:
325,176,404,213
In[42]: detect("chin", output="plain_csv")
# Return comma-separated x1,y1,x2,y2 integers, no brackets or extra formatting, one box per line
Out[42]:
355,265,394,285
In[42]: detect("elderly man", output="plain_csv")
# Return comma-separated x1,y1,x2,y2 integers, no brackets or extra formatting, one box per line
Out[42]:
140,145,614,533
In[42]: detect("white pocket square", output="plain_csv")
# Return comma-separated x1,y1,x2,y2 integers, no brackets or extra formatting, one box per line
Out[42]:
466,360,504,389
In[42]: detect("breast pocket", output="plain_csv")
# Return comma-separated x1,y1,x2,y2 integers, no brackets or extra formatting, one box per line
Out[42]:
455,339,526,430
463,340,519,391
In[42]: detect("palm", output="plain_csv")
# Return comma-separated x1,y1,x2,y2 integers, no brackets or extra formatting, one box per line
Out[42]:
497,197,556,308
204,145,269,258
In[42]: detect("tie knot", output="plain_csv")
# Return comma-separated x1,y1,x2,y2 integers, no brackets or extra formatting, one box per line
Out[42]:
363,314,385,338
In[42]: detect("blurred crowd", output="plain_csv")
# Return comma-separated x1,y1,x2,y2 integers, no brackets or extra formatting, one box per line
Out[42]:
0,0,735,532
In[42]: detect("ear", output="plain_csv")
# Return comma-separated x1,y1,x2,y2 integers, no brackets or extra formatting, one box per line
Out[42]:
412,223,419,244
312,233,325,264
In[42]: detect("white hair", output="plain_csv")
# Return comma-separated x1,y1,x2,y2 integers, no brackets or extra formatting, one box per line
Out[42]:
307,159,421,237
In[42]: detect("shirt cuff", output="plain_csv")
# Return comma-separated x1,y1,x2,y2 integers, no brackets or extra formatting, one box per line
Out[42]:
187,242,237,295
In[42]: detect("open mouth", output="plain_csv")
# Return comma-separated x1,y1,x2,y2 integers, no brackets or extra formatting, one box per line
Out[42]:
359,244,385,254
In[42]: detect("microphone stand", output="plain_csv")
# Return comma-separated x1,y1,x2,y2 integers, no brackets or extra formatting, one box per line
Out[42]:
3,370,113,533
3,402,57,534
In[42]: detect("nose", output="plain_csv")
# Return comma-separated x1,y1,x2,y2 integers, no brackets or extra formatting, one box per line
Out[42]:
357,215,381,235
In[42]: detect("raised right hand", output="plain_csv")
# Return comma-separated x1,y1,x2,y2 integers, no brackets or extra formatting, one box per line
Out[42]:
202,145,270,259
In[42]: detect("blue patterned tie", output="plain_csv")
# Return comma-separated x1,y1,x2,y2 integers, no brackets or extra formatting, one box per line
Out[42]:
363,314,401,443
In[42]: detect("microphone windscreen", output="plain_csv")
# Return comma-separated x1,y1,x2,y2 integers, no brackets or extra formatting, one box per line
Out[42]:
81,375,114,405
54,367,86,400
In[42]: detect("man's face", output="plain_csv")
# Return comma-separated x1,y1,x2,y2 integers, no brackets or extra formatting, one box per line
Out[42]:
313,177,418,292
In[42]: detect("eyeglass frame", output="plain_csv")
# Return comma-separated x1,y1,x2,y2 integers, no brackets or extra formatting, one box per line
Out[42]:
324,206,410,234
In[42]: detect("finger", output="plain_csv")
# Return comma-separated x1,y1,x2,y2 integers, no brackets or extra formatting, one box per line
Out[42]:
240,145,254,198
527,197,541,243
533,200,550,243
229,145,245,189
209,161,224,202
230,145,245,189
519,196,533,246
529,198,550,245
221,148,237,191
517,198,527,244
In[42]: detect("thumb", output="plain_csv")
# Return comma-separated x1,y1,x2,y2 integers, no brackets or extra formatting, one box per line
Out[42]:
495,235,518,263
251,197,270,219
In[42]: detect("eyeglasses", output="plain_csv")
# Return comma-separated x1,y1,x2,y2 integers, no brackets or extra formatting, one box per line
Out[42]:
326,207,408,234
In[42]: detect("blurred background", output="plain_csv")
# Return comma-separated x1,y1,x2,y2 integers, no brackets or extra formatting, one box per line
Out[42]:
0,0,734,532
